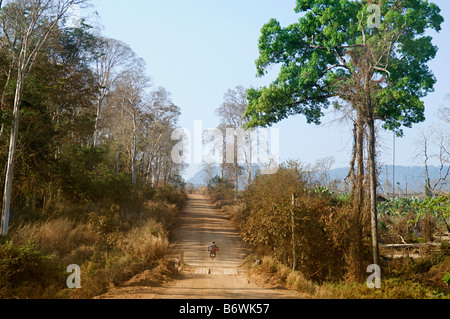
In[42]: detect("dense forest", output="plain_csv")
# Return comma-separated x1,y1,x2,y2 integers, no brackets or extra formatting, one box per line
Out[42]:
0,0,187,298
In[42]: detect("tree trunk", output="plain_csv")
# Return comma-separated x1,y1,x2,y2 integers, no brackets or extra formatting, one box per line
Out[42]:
116,150,121,174
1,66,24,236
221,130,226,179
131,116,137,185
131,135,137,185
367,103,380,267
291,193,297,270
349,108,365,281
234,135,238,200
0,58,16,141
247,130,252,185
93,96,103,147
1,0,79,236
234,167,238,200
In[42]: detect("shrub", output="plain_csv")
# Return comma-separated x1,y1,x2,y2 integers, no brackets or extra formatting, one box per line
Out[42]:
68,219,170,299
241,166,350,282
119,219,168,264
88,164,134,202
207,176,235,204
286,271,317,296
3,196,179,299
0,239,64,298
154,185,188,209
378,196,450,244
141,201,178,230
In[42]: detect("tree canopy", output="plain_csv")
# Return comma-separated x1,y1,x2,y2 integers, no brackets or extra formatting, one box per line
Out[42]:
245,0,443,136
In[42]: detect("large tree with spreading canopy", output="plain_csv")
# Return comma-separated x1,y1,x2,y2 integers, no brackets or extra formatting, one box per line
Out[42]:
245,0,443,279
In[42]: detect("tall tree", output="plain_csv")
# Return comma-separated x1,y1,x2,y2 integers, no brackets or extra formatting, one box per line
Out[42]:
216,85,251,198
244,0,443,279
0,16,97,215
1,0,89,236
112,67,150,185
145,86,181,186
92,37,136,147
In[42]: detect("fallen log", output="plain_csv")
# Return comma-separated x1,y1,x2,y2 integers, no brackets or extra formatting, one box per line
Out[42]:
381,243,441,249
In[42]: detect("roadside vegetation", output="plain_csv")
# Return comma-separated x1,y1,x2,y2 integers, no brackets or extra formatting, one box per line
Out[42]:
2,0,450,301
208,162,450,299
0,157,187,298
0,1,187,299
201,0,450,300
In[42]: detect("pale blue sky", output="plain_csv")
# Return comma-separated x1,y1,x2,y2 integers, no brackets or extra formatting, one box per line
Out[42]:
89,0,450,179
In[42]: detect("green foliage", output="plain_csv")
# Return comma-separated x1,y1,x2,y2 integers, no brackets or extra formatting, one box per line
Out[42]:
167,174,187,190
314,186,350,205
0,239,63,297
378,197,421,217
414,196,450,222
0,19,98,218
140,185,157,200
378,196,450,243
245,0,443,136
378,196,449,231
443,273,450,286
89,205,121,236
57,145,134,203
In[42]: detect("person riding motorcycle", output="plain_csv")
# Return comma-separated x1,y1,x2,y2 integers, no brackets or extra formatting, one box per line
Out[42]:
209,241,218,259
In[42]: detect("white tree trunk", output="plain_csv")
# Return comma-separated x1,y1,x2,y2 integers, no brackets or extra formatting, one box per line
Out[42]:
93,96,103,147
1,66,24,236
247,130,252,185
131,115,137,185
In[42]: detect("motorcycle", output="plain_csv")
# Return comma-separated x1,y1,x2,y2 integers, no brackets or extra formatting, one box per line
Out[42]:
208,246,219,259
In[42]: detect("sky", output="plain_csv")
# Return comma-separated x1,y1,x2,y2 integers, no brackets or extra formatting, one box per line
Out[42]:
87,0,450,180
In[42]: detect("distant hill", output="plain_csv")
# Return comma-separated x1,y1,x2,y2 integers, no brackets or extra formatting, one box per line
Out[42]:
187,165,260,188
187,166,221,187
330,165,449,194
188,165,450,194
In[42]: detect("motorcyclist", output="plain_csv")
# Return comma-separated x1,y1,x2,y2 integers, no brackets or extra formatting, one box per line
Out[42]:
209,241,218,258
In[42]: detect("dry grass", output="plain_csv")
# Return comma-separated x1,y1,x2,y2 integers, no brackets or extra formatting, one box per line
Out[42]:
141,201,179,230
10,218,101,266
119,219,168,264
245,254,450,299
67,218,171,299
2,189,186,299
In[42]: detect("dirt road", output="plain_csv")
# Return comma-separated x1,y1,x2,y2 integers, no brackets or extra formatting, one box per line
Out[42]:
99,194,303,299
